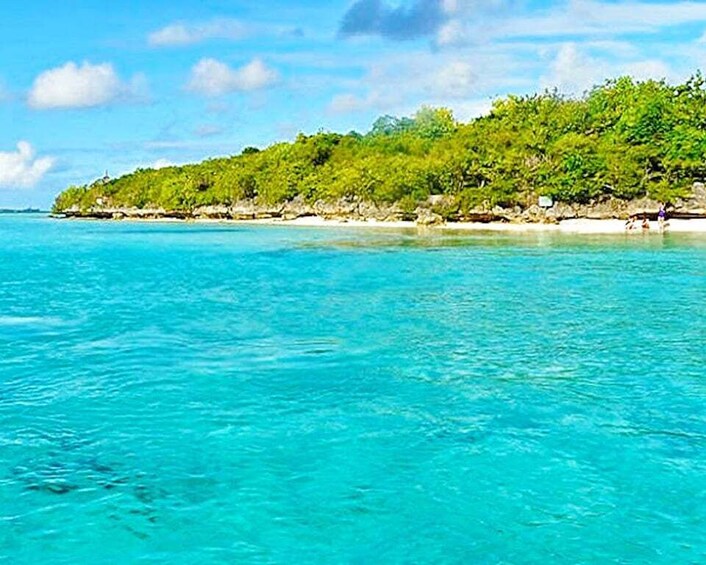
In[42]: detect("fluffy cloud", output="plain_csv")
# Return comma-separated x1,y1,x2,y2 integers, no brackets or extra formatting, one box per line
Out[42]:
434,61,477,97
149,158,176,170
186,58,279,96
437,19,467,46
539,43,604,94
451,98,495,121
149,18,248,46
28,61,141,110
540,43,672,95
368,57,481,101
0,142,55,188
339,0,448,40
623,60,672,81
328,47,521,116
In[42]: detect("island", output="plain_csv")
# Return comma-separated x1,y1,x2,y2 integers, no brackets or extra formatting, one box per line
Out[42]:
52,75,706,228
0,208,46,214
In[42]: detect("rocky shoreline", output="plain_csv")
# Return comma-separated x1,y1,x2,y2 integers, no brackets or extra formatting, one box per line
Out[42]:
57,183,706,226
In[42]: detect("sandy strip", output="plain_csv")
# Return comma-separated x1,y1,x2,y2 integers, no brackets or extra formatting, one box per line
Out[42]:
68,215,706,233
559,219,706,233
228,216,706,234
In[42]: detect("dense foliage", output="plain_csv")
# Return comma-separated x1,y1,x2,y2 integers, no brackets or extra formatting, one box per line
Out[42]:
54,75,706,214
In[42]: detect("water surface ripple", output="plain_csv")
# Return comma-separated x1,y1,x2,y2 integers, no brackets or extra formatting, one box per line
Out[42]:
1,216,705,563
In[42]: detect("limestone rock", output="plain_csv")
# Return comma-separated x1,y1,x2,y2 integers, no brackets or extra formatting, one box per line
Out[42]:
626,197,660,217
415,208,444,226
521,204,546,222
229,201,257,220
194,205,230,219
281,196,314,220
313,198,357,219
460,205,495,223
546,202,577,221
672,182,706,217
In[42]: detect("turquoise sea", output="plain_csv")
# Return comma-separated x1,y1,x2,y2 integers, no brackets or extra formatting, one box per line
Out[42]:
1,214,705,563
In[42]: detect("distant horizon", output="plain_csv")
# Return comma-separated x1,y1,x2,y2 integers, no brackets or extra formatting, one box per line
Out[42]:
0,206,48,212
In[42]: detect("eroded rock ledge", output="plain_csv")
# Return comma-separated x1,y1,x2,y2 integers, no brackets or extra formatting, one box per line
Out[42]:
58,183,706,225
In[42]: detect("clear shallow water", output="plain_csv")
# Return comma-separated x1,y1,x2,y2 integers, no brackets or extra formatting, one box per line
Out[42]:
1,215,705,563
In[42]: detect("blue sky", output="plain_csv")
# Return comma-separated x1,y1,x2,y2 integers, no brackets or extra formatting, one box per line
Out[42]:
2,0,706,207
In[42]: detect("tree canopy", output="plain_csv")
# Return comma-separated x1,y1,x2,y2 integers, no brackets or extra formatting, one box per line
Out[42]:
53,75,706,215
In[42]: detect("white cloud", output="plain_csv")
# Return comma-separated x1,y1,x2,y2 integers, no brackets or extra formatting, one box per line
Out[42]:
28,61,142,110
624,60,672,81
0,142,55,188
437,0,706,46
329,84,494,123
186,58,279,96
329,94,368,114
148,18,248,47
149,158,176,170
583,40,640,58
434,61,477,98
437,19,467,46
452,98,495,121
540,43,674,95
283,42,536,112
540,43,604,94
443,0,512,15
442,0,459,14
328,46,528,117
584,0,706,28
698,30,706,43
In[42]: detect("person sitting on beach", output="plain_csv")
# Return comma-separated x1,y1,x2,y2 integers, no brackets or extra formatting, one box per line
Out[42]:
625,215,637,231
642,214,650,230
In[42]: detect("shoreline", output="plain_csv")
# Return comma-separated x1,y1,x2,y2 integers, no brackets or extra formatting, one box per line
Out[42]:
57,215,706,234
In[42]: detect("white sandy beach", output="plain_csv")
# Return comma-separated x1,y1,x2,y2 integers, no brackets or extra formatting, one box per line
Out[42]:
220,216,706,234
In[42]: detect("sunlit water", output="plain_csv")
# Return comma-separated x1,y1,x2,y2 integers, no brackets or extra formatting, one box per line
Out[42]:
1,215,705,563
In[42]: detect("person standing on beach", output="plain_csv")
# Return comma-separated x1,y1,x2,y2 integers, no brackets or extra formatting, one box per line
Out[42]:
658,204,667,231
